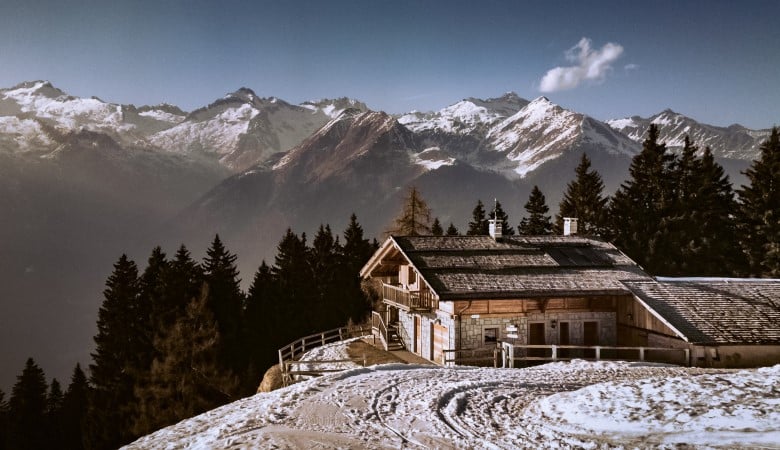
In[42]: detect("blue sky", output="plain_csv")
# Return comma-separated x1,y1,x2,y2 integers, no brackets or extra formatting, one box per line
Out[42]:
1,0,778,128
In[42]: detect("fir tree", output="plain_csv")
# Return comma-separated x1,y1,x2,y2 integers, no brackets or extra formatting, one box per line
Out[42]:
308,224,342,328
138,247,168,362
9,358,48,449
518,186,553,235
610,124,677,273
271,229,314,342
431,218,444,236
446,222,460,236
62,364,89,450
555,153,609,235
467,200,489,235
160,245,203,330
737,127,780,277
134,286,239,436
244,261,276,385
665,140,742,276
203,235,245,378
87,254,141,449
45,379,64,447
388,186,432,235
340,214,374,323
489,200,515,235
0,389,8,450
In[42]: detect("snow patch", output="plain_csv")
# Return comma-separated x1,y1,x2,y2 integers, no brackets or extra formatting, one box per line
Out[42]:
125,345,780,450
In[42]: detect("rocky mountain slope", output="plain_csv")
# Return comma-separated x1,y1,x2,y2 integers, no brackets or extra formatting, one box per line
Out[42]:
608,109,772,159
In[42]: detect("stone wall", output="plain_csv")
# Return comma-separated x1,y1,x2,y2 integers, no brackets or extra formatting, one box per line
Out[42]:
458,312,616,350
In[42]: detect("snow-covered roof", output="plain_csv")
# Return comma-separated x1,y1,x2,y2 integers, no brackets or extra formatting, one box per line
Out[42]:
362,235,651,300
623,279,780,344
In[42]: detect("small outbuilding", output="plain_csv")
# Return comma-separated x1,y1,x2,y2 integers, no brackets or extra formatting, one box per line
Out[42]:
622,278,780,368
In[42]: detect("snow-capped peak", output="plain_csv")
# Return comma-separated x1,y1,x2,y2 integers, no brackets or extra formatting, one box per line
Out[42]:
299,97,368,118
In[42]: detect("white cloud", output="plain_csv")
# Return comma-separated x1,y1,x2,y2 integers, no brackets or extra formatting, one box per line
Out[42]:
539,38,624,93
624,63,639,71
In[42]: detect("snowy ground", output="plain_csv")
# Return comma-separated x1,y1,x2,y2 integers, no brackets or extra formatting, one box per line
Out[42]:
125,341,780,449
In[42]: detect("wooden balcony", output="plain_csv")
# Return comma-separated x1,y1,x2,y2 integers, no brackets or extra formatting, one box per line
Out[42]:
382,283,435,311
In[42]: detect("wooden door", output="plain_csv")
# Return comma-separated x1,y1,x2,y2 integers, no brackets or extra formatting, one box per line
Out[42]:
559,322,570,359
584,321,598,358
431,323,448,364
528,323,545,357
414,316,421,355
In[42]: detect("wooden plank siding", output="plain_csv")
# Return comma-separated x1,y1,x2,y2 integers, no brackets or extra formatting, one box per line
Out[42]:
617,294,682,347
444,295,626,316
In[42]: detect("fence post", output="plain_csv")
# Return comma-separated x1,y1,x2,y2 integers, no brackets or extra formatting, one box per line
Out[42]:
551,345,557,361
595,346,601,360
684,348,691,366
321,333,325,346
639,347,645,361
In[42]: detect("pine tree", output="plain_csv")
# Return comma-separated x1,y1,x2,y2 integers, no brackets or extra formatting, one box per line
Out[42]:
467,200,489,235
272,229,314,342
9,358,49,449
160,245,203,330
555,153,609,235
62,364,89,450
489,200,515,235
610,124,677,273
737,127,780,277
129,247,168,427
244,261,276,386
518,186,553,235
134,286,239,436
45,379,64,447
664,139,742,276
446,222,460,236
388,186,432,235
340,214,374,324
308,224,342,328
87,254,141,449
203,235,245,378
138,247,168,362
431,218,444,236
0,389,8,450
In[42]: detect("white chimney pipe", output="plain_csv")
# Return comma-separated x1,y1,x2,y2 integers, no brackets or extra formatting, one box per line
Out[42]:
489,218,503,240
563,217,578,236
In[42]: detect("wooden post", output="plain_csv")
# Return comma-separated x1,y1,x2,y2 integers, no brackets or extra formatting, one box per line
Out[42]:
321,333,325,346
551,345,557,361
595,346,601,360
639,347,645,361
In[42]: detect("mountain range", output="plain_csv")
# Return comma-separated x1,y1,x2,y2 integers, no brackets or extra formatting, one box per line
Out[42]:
0,80,773,390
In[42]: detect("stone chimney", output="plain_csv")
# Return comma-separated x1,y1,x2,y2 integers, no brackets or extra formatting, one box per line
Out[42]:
489,218,503,240
563,217,578,236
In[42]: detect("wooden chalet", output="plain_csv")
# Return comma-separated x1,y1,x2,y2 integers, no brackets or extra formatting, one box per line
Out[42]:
360,222,780,368
360,223,654,365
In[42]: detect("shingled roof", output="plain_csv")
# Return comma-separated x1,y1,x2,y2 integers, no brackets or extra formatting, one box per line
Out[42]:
364,235,651,300
623,279,780,344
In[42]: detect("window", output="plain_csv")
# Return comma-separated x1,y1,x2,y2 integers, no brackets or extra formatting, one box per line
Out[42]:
408,267,417,285
484,327,498,344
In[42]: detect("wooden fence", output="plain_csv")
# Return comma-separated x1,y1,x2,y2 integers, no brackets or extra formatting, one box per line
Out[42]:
443,343,691,367
278,325,373,386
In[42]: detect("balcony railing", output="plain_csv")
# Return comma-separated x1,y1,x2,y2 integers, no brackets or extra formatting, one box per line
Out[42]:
382,283,435,311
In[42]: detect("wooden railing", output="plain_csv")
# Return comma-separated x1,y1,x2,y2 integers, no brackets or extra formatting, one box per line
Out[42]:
278,325,372,386
443,347,500,367
371,311,389,350
499,343,690,368
382,283,435,311
442,343,691,368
